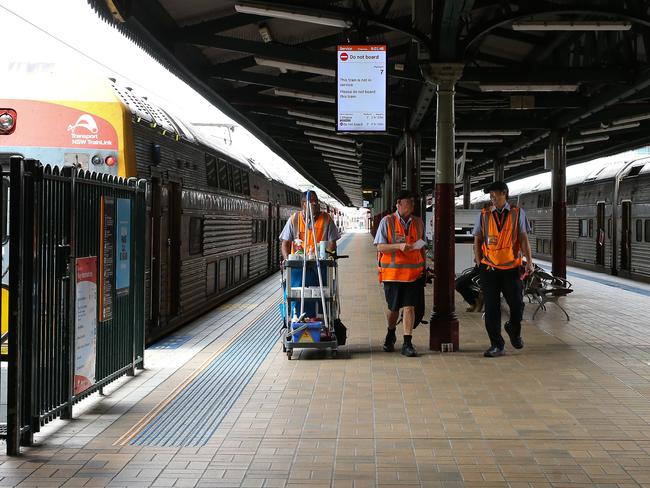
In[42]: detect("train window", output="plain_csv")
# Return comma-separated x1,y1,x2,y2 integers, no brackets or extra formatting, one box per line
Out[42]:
588,219,593,238
608,218,612,238
260,221,267,242
232,167,242,194
229,257,235,285
543,240,550,254
536,239,541,253
636,220,643,242
189,217,203,255
252,219,258,243
234,255,241,283
205,154,218,188
218,259,228,291
645,220,650,242
628,165,643,177
573,241,577,258
242,253,249,280
217,159,229,189
206,262,217,295
537,191,551,208
241,172,250,195
567,187,579,205
528,219,535,234
227,164,234,192
566,240,573,258
579,219,588,237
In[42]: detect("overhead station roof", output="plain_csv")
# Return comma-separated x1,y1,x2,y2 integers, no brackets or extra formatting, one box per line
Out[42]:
89,0,650,206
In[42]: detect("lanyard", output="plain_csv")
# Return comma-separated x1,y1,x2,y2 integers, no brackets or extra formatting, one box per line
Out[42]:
493,209,508,231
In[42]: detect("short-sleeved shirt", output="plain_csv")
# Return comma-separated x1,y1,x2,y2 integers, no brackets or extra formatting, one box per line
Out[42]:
373,212,420,245
472,203,530,237
278,212,341,242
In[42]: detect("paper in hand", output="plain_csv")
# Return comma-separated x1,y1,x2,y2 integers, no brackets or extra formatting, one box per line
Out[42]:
412,239,427,250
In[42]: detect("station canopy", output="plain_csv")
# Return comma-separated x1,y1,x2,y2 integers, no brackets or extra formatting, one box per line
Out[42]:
90,0,650,207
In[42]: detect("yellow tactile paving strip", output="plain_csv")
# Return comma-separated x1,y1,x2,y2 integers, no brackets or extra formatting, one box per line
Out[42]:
3,230,650,487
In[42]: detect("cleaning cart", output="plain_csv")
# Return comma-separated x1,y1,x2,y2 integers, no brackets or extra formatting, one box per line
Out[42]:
281,257,340,359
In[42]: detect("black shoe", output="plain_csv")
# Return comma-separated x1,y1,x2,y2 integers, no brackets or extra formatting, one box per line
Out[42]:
383,334,396,352
401,343,418,357
483,346,505,358
504,322,524,349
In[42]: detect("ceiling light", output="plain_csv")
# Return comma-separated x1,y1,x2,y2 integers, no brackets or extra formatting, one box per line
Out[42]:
455,138,503,143
613,113,650,125
309,139,360,152
456,130,521,136
289,111,336,124
296,120,336,131
567,135,610,145
512,20,632,31
304,131,356,145
235,1,353,28
479,84,579,92
274,88,335,103
255,57,335,77
258,24,273,43
580,122,640,135
324,158,361,166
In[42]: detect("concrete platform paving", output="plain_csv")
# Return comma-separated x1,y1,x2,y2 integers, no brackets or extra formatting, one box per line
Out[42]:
2,230,650,487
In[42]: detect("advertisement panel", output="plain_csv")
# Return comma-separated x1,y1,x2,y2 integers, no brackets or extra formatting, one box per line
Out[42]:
99,196,114,321
115,198,131,295
75,256,97,395
336,45,387,133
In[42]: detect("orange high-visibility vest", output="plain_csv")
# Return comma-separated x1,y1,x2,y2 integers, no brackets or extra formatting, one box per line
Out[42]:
290,212,332,254
377,213,425,282
480,206,522,270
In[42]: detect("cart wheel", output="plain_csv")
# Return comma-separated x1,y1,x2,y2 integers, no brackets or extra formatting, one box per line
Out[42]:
287,350,292,360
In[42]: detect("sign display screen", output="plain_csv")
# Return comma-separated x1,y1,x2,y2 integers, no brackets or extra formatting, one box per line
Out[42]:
336,45,387,133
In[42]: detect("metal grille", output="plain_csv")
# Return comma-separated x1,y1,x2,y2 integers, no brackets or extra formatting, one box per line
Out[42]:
131,301,281,447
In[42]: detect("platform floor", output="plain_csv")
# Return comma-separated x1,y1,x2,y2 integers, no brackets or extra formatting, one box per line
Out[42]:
3,230,650,487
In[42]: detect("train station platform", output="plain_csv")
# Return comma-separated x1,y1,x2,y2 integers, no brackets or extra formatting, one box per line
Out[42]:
3,230,650,487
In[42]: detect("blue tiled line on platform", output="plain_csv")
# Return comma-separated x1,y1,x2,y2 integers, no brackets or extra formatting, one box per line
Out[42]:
131,300,282,447
566,270,650,298
148,335,192,350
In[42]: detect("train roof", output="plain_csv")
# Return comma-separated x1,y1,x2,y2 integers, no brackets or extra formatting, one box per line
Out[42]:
459,151,650,206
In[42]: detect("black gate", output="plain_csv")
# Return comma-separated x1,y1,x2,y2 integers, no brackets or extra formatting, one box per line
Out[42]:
1,157,146,455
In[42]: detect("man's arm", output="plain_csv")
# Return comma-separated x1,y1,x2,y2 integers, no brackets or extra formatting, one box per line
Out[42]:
377,242,412,253
473,235,483,266
281,240,291,260
520,232,534,272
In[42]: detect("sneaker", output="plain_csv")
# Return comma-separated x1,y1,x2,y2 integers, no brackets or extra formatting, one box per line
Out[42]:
383,333,396,352
483,346,505,358
504,322,524,349
401,343,418,357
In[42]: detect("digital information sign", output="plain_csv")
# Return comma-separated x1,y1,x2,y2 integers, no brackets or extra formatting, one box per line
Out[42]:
336,45,387,133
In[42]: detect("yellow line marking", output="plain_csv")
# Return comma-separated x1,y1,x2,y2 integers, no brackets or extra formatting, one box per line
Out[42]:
114,298,280,446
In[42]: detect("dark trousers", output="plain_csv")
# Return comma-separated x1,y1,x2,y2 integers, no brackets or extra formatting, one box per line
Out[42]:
479,265,524,348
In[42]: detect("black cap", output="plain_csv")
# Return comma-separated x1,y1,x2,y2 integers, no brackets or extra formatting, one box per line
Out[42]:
395,189,416,202
483,181,509,194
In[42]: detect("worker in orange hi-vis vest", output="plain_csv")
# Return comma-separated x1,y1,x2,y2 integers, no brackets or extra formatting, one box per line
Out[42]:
473,181,534,358
373,190,426,357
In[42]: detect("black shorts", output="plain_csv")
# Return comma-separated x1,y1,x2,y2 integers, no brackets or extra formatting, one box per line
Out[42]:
383,280,420,312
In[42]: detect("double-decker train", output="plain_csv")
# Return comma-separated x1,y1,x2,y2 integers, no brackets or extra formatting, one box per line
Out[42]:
468,153,650,282
1,69,342,345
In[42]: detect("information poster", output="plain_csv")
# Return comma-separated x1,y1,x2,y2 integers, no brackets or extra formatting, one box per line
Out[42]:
115,198,131,295
99,196,114,322
74,257,97,395
336,45,387,132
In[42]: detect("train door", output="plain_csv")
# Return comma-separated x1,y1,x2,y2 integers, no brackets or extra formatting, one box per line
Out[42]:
596,202,606,266
167,180,182,318
621,200,632,271
150,175,161,327
276,204,281,266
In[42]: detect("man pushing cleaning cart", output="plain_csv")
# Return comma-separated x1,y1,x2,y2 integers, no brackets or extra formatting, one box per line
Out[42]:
278,190,346,359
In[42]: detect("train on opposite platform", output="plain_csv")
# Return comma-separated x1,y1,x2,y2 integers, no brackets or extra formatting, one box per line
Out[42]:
467,153,650,282
0,68,343,344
